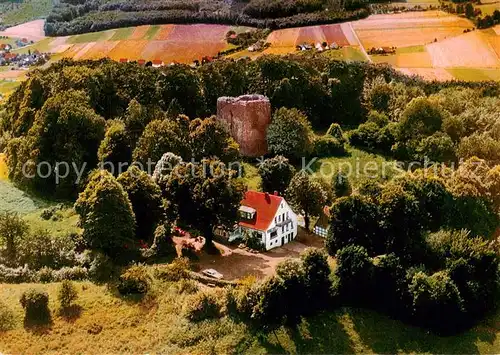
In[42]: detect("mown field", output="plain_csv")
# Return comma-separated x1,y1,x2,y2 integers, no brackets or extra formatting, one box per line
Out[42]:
0,279,498,354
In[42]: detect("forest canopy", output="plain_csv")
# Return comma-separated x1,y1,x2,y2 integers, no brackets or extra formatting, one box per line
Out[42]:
44,0,369,35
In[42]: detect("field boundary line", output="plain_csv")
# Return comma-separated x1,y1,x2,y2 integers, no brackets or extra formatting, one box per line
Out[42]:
348,22,371,62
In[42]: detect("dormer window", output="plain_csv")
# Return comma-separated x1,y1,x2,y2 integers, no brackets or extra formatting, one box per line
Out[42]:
239,206,256,220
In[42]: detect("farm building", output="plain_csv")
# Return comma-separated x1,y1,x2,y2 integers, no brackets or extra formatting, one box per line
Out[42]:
215,191,298,250
313,206,331,238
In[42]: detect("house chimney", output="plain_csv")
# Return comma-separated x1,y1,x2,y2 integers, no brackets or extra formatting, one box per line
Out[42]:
273,191,279,196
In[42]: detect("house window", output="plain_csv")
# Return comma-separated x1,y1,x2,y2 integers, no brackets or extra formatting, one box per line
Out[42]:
270,230,278,239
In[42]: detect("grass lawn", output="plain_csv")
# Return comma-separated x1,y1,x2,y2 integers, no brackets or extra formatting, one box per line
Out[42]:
311,147,403,188
344,47,368,62
23,207,81,237
144,25,161,40
0,180,40,214
0,280,498,354
110,27,134,41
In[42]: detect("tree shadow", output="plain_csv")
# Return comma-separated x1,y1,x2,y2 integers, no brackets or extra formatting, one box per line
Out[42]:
348,307,494,354
23,316,53,335
59,304,83,323
253,312,355,354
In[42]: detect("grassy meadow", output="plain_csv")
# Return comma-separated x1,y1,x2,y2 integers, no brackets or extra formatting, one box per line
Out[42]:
0,278,498,354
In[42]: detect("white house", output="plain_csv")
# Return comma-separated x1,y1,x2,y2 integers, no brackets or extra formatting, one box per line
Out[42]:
216,191,298,250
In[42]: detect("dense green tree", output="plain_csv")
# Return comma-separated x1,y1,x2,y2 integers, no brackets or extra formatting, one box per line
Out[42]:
162,159,245,248
258,155,295,194
152,152,183,184
267,108,314,161
98,120,132,174
362,75,392,113
313,135,346,157
286,171,326,230
331,171,352,198
373,253,408,315
8,90,105,197
0,212,29,266
378,183,424,257
427,229,499,319
334,245,373,306
465,3,474,18
415,132,456,163
189,116,239,163
409,271,465,335
301,248,332,312
117,166,163,241
133,117,190,166
326,195,381,255
74,170,136,259
122,99,161,147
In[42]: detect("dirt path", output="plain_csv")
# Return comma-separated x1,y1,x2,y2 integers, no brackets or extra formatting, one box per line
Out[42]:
177,229,326,281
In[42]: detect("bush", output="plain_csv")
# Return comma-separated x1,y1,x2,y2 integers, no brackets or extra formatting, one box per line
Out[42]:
151,223,175,257
184,291,221,322
0,264,33,283
16,230,77,270
180,242,198,260
58,280,78,310
243,230,265,251
176,279,199,295
117,264,152,296
313,136,346,157
326,123,344,141
37,267,55,283
0,301,15,331
54,266,88,281
154,257,190,282
77,250,114,283
20,288,51,324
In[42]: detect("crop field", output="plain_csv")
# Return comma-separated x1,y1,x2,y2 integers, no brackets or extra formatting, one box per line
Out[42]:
0,19,45,41
426,31,500,68
447,68,500,81
352,11,473,49
44,24,230,64
397,67,455,81
267,23,358,47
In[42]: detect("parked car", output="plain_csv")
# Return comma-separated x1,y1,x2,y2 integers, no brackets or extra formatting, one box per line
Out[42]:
201,269,224,280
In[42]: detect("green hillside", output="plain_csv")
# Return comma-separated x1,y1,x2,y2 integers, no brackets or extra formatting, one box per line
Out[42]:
0,0,54,27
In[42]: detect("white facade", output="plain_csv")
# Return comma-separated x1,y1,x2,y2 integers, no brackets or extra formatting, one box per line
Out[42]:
243,199,298,251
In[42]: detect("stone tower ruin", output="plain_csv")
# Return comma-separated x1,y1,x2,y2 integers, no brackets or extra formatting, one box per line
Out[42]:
216,95,271,157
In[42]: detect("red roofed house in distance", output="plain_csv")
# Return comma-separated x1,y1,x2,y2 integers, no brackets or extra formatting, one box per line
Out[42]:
216,190,298,250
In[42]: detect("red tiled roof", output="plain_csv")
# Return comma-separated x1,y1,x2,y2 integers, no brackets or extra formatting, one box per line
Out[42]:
137,59,146,65
239,191,282,232
152,59,163,65
119,58,128,63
